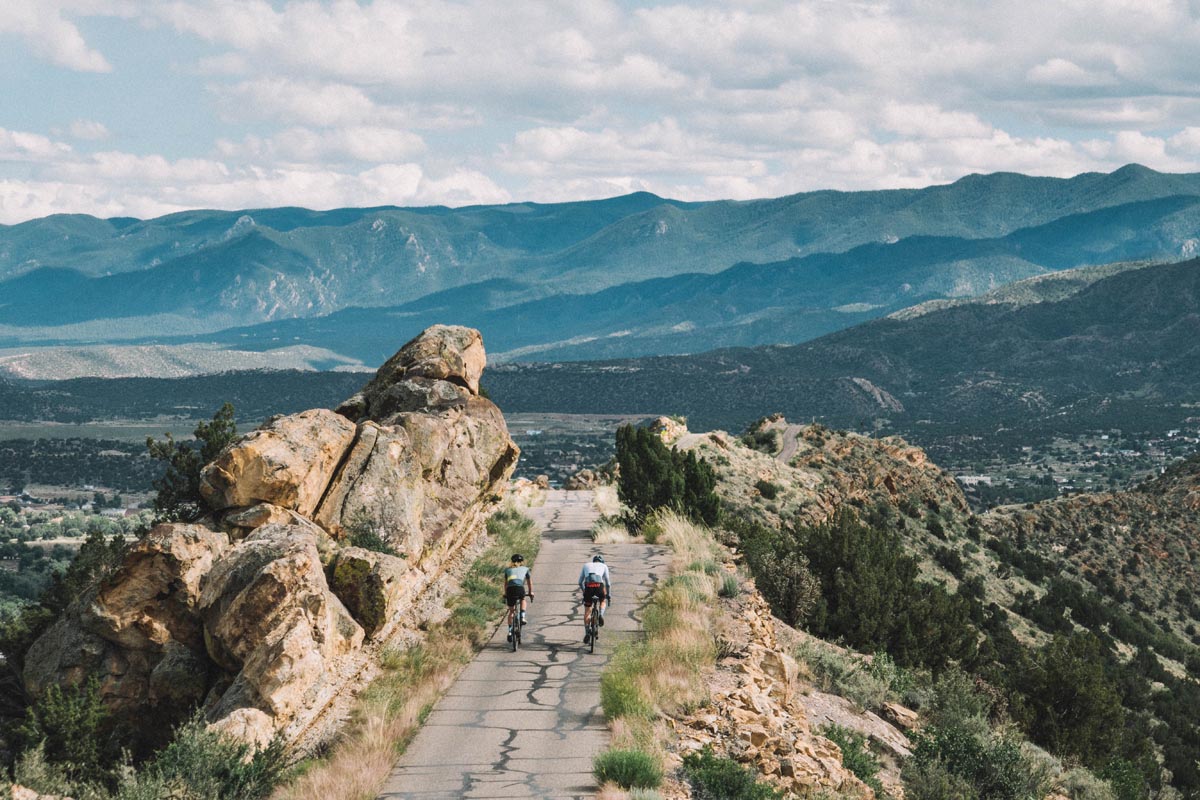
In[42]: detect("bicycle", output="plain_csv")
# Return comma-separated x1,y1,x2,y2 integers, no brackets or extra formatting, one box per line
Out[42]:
508,594,531,651
585,606,599,653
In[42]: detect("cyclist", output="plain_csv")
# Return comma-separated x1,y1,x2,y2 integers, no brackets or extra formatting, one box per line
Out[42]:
578,554,611,644
504,554,533,642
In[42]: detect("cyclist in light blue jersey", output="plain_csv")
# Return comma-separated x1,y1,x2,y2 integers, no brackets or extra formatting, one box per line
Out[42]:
504,553,533,642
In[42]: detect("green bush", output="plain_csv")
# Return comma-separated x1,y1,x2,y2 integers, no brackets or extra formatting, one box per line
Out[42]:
146,403,237,522
820,724,883,796
345,510,399,555
593,748,662,789
754,479,780,500
1060,767,1117,800
600,646,654,720
906,724,1051,800
681,747,780,800
902,758,980,800
718,574,740,598
120,715,288,800
18,677,112,784
733,518,818,627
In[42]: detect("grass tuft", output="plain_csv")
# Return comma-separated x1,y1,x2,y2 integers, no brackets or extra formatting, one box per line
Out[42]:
593,749,663,789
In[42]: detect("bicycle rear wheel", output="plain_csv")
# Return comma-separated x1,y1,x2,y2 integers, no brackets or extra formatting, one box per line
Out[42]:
588,618,596,653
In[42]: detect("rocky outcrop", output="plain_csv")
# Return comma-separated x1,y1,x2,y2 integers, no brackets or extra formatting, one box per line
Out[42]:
676,416,968,533
23,325,519,751
672,589,876,798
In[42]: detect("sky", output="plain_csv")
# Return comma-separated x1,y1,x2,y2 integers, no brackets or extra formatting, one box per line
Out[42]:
3,0,1200,223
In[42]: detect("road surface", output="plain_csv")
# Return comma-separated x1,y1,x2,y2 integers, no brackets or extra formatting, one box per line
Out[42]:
776,424,805,464
378,490,668,799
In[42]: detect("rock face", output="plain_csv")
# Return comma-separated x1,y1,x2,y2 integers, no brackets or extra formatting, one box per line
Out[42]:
23,325,519,750
673,589,876,798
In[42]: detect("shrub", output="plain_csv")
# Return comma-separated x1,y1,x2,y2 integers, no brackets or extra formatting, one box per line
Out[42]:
344,510,399,556
146,403,237,522
1059,767,1117,800
820,724,883,796
732,518,818,627
907,725,1051,800
799,509,978,670
718,574,740,598
754,479,780,500
1017,634,1124,768
681,747,780,800
593,748,662,789
903,758,980,800
18,677,112,784
134,716,287,800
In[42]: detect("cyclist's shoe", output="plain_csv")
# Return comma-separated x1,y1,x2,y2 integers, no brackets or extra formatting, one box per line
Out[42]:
598,615,605,627
520,612,527,624
583,631,592,644
507,632,513,642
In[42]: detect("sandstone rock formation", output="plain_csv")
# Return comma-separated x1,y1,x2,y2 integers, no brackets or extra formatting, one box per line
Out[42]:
23,325,519,751
672,589,876,798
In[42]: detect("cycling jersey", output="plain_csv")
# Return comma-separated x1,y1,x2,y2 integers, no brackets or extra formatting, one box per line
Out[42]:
505,565,530,587
577,561,611,592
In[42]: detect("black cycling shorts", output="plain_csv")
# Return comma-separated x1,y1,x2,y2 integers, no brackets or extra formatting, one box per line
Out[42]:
505,584,526,606
583,584,606,606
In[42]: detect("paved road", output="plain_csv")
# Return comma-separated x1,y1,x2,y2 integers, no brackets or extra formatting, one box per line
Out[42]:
776,424,805,464
378,490,669,799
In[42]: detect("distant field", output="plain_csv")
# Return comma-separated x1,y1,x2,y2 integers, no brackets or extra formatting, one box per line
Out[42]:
0,421,199,442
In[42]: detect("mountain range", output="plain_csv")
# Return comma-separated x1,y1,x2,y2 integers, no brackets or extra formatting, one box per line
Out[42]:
483,256,1200,435
4,164,1200,372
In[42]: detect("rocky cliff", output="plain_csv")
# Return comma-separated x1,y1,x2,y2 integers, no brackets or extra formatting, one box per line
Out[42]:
22,325,519,750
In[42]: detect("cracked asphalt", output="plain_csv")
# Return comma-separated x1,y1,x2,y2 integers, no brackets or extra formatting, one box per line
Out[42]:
378,490,669,799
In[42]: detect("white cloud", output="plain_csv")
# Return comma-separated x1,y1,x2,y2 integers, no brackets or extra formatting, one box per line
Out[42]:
220,126,426,163
1027,58,1114,87
9,0,1200,221
0,0,115,72
0,128,75,162
68,119,110,140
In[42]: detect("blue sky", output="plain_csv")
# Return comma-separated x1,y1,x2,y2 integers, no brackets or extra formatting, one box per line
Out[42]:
3,0,1200,223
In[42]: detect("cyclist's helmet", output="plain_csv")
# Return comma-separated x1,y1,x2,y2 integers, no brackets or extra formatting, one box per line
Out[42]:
511,553,524,563
592,555,605,563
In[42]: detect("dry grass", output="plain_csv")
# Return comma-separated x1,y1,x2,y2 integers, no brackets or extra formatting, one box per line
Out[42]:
596,511,726,789
272,509,539,800
593,485,623,517
593,521,634,544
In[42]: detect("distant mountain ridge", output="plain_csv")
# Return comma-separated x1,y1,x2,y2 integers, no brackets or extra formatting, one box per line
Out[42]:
483,257,1200,435
4,164,1200,367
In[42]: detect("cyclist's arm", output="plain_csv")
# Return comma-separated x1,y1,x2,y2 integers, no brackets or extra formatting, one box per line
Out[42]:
526,571,533,594
577,565,587,591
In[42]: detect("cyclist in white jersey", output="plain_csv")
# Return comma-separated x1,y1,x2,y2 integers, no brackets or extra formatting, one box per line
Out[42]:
578,554,611,643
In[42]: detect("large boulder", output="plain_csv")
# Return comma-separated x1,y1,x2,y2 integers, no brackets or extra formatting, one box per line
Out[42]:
23,325,518,752
199,524,364,722
23,523,228,720
199,409,357,516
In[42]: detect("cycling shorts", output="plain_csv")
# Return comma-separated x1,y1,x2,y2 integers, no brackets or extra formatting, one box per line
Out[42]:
582,584,606,606
505,584,526,606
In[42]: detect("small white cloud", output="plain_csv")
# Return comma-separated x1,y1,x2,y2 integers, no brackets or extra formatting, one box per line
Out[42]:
0,127,74,162
1027,57,1114,87
881,103,993,139
68,119,110,141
